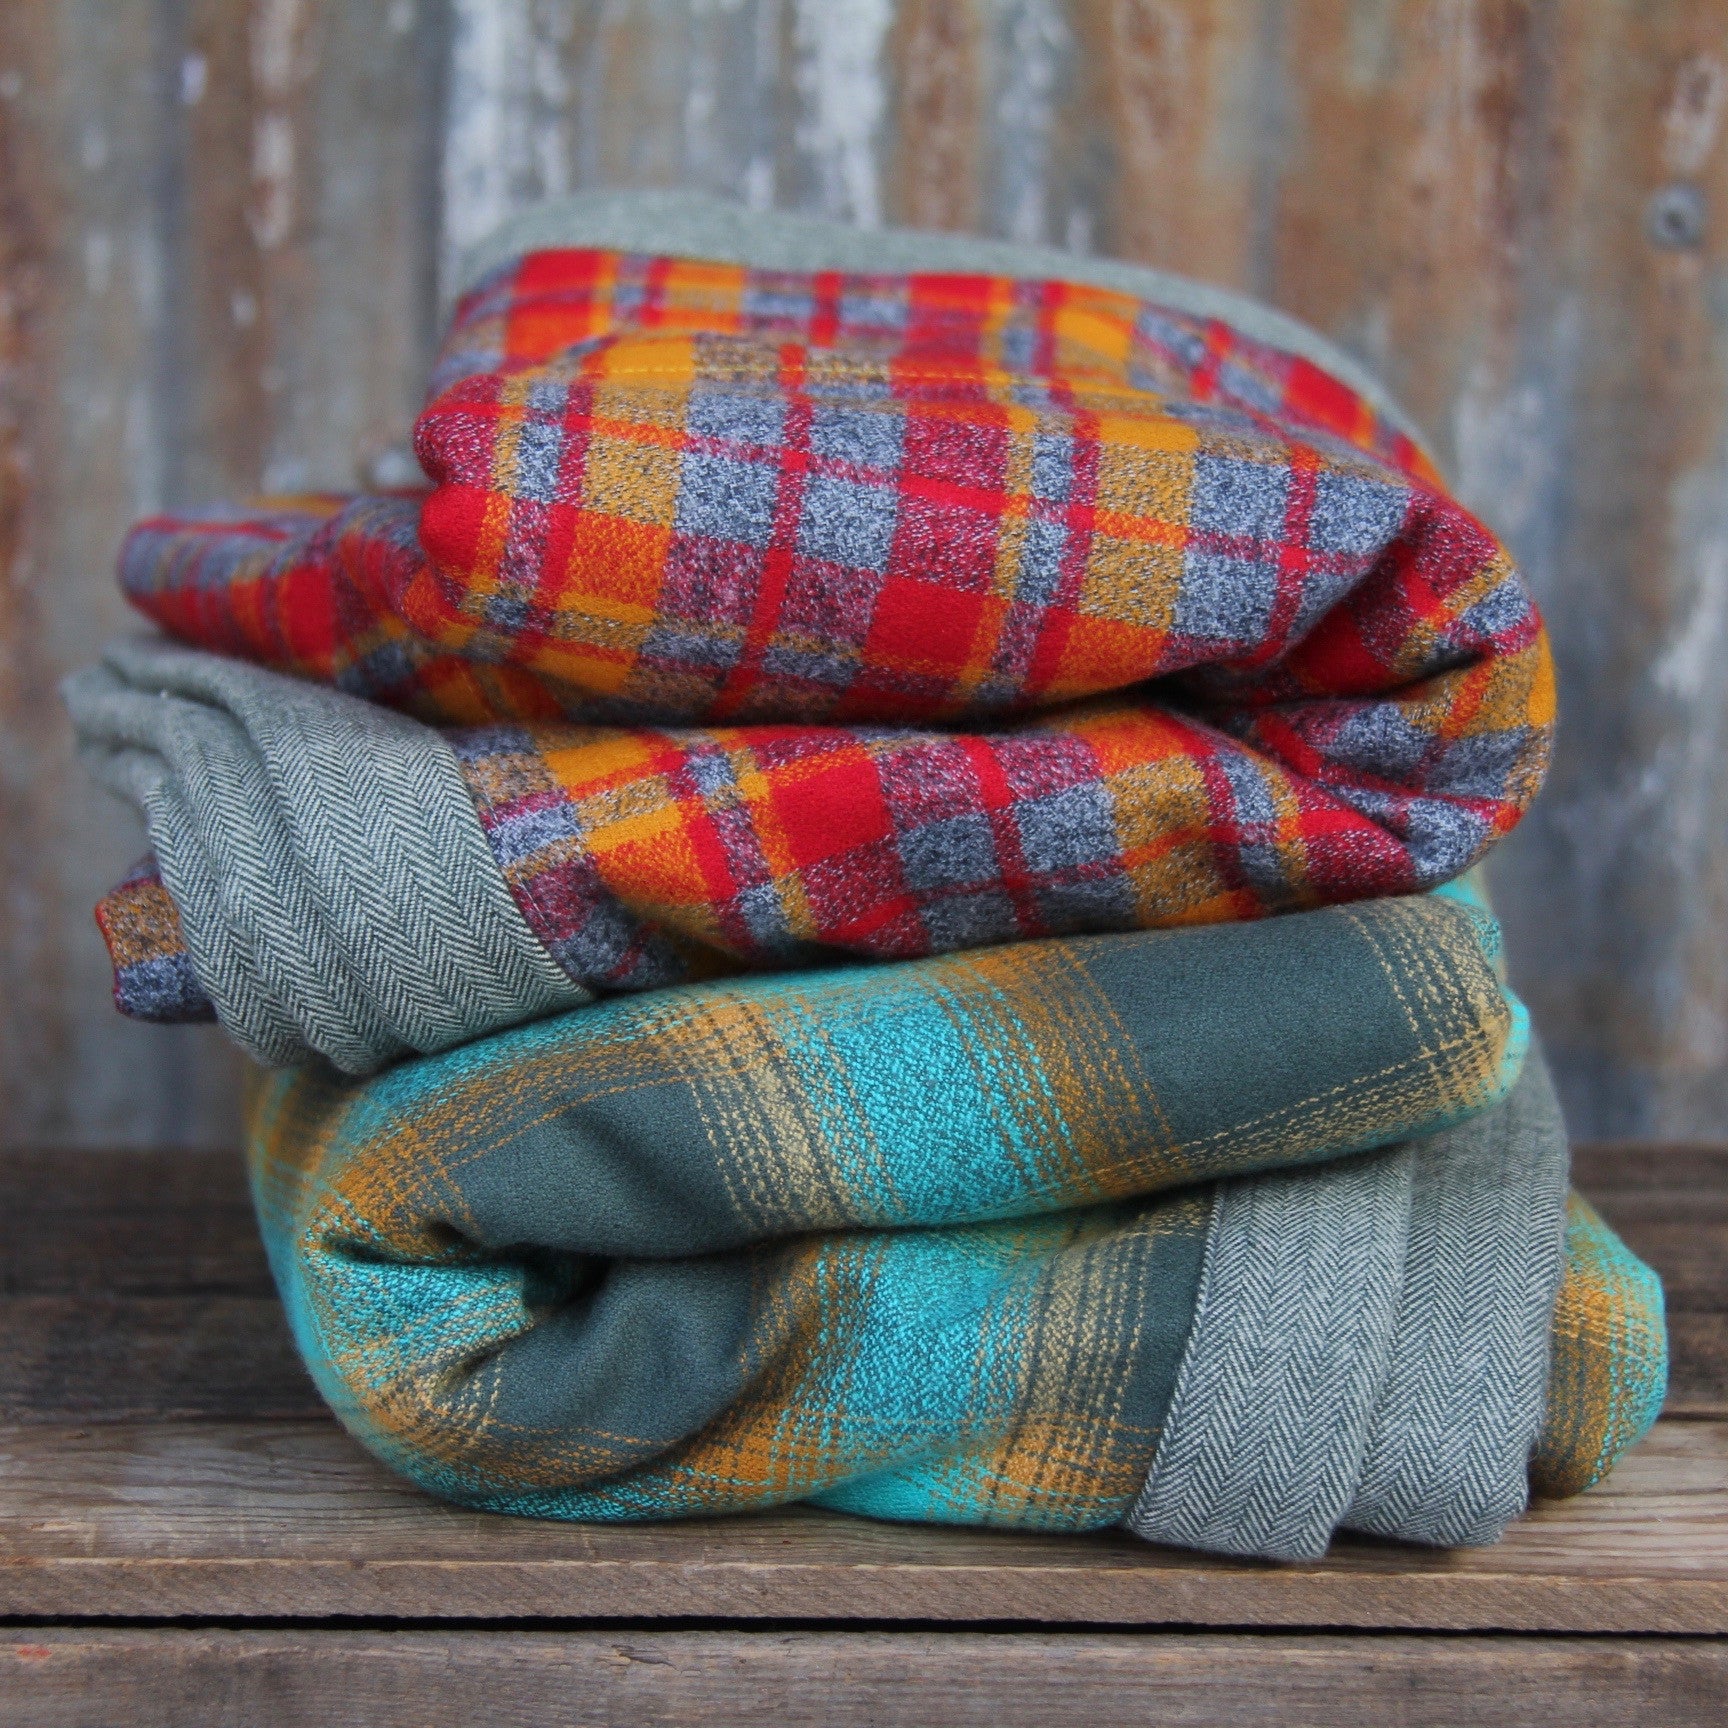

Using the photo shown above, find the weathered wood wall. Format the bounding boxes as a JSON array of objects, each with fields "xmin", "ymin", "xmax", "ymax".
[{"xmin": 3, "ymin": 0, "xmax": 1725, "ymax": 1146}]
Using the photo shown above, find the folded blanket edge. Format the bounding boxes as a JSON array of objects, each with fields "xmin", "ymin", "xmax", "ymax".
[{"xmin": 451, "ymin": 188, "xmax": 1431, "ymax": 460}]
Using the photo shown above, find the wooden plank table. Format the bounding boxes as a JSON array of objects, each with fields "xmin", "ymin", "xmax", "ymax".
[{"xmin": 2, "ymin": 1145, "xmax": 1724, "ymax": 1725}]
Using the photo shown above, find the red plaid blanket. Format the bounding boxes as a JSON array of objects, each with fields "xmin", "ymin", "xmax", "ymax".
[{"xmin": 102, "ymin": 249, "xmax": 1554, "ymax": 1021}]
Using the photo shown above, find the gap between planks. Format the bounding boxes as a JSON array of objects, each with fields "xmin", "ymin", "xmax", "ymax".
[{"xmin": 0, "ymin": 1417, "xmax": 1724, "ymax": 1633}]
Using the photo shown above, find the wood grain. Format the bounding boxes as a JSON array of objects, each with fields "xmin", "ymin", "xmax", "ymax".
[
  {"xmin": 0, "ymin": 1145, "xmax": 319, "ymax": 1423},
  {"xmin": 6, "ymin": 1629, "xmax": 1727, "ymax": 1728},
  {"xmin": 0, "ymin": 1299, "xmax": 319, "ymax": 1425},
  {"xmin": 0, "ymin": 1417, "xmax": 1722, "ymax": 1631},
  {"xmin": 887, "ymin": 0, "xmax": 985, "ymax": 233},
  {"xmin": 0, "ymin": 2, "xmax": 58, "ymax": 1138},
  {"xmin": 0, "ymin": 1147, "xmax": 271, "ymax": 1296},
  {"xmin": 0, "ymin": 0, "xmax": 242, "ymax": 1150},
  {"xmin": 0, "ymin": 0, "xmax": 441, "ymax": 1150},
  {"xmin": 1256, "ymin": 3, "xmax": 1728, "ymax": 1139}
]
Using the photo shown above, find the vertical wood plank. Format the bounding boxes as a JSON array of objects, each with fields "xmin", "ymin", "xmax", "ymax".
[
  {"xmin": 0, "ymin": 2, "xmax": 245, "ymax": 1149},
  {"xmin": 885, "ymin": 0, "xmax": 985, "ymax": 231},
  {"xmin": 0, "ymin": 1, "xmax": 66, "ymax": 1136},
  {"xmin": 0, "ymin": 1, "xmax": 447, "ymax": 1147},
  {"xmin": 1067, "ymin": 0, "xmax": 1274, "ymax": 282},
  {"xmin": 1520, "ymin": 1, "xmax": 1728, "ymax": 1138}
]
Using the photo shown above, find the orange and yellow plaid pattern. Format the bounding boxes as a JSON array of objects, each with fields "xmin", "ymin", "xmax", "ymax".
[{"xmin": 106, "ymin": 246, "xmax": 1554, "ymax": 1016}]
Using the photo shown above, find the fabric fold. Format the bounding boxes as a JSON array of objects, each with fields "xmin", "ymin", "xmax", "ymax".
[
  {"xmin": 77, "ymin": 197, "xmax": 1560, "ymax": 1064},
  {"xmin": 248, "ymin": 901, "xmax": 1509, "ymax": 1523},
  {"xmin": 244, "ymin": 963, "xmax": 1659, "ymax": 1546},
  {"xmin": 69, "ymin": 637, "xmax": 1543, "ymax": 1072},
  {"xmin": 1127, "ymin": 1144, "xmax": 1415, "ymax": 1560},
  {"xmin": 63, "ymin": 636, "xmax": 587, "ymax": 1071},
  {"xmin": 1530, "ymin": 1191, "xmax": 1669, "ymax": 1500},
  {"xmin": 451, "ymin": 190, "xmax": 1432, "ymax": 441},
  {"xmin": 111, "ymin": 208, "xmax": 1555, "ymax": 921},
  {"xmin": 1128, "ymin": 1053, "xmax": 1576, "ymax": 1559},
  {"xmin": 1343, "ymin": 1051, "xmax": 1571, "ymax": 1546}
]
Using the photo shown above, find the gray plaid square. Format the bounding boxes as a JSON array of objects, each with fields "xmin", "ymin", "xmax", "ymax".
[
  {"xmin": 675, "ymin": 450, "xmax": 780, "ymax": 547},
  {"xmin": 1013, "ymin": 517, "xmax": 1069, "ymax": 607},
  {"xmin": 1014, "ymin": 783, "xmax": 1119, "ymax": 873},
  {"xmin": 797, "ymin": 473, "xmax": 898, "ymax": 571},
  {"xmin": 899, "ymin": 813, "xmax": 999, "ymax": 891},
  {"xmin": 1189, "ymin": 453, "xmax": 1291, "ymax": 541},
  {"xmin": 510, "ymin": 417, "xmax": 568, "ymax": 504},
  {"xmin": 1174, "ymin": 550, "xmax": 1277, "ymax": 643},
  {"xmin": 1037, "ymin": 876, "xmax": 1133, "ymax": 929},
  {"xmin": 1031, "ymin": 431, "xmax": 1074, "ymax": 502},
  {"xmin": 1308, "ymin": 469, "xmax": 1408, "ymax": 555},
  {"xmin": 810, "ymin": 405, "xmax": 904, "ymax": 475},
  {"xmin": 1461, "ymin": 577, "xmax": 1533, "ymax": 639},
  {"xmin": 921, "ymin": 889, "xmax": 1019, "ymax": 949},
  {"xmin": 687, "ymin": 389, "xmax": 786, "ymax": 450}
]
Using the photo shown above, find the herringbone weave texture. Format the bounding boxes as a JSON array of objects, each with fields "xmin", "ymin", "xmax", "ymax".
[
  {"xmin": 1130, "ymin": 1054, "xmax": 1574, "ymax": 1559},
  {"xmin": 65, "ymin": 639, "xmax": 587, "ymax": 1072}
]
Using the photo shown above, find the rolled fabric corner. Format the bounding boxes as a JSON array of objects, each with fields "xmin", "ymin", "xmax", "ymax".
[
  {"xmin": 243, "ymin": 899, "xmax": 1522, "ymax": 1530},
  {"xmin": 1341, "ymin": 1048, "xmax": 1572, "ymax": 1548},
  {"xmin": 239, "ymin": 946, "xmax": 1658, "ymax": 1553},
  {"xmin": 94, "ymin": 854, "xmax": 215, "ymax": 1023},
  {"xmin": 1529, "ymin": 1193, "xmax": 1669, "ymax": 1501},
  {"xmin": 63, "ymin": 636, "xmax": 588, "ymax": 1073}
]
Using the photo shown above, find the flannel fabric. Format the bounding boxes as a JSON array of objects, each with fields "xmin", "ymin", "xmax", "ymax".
[
  {"xmin": 244, "ymin": 920, "xmax": 1657, "ymax": 1550},
  {"xmin": 1530, "ymin": 1193, "xmax": 1670, "ymax": 1499},
  {"xmin": 94, "ymin": 854, "xmax": 212, "ymax": 1024},
  {"xmin": 459, "ymin": 191, "xmax": 1430, "ymax": 437},
  {"xmin": 67, "ymin": 199, "xmax": 1662, "ymax": 1556},
  {"xmin": 450, "ymin": 691, "xmax": 1529, "ymax": 990},
  {"xmin": 120, "ymin": 254, "xmax": 1473, "ymax": 729},
  {"xmin": 80, "ymin": 631, "xmax": 1543, "ymax": 1052},
  {"xmin": 114, "ymin": 243, "xmax": 1554, "ymax": 924}
]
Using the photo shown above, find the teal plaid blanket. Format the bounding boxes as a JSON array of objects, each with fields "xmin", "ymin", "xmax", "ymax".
[{"xmin": 245, "ymin": 884, "xmax": 1664, "ymax": 1558}]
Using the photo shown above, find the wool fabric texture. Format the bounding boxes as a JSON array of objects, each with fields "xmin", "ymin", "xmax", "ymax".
[
  {"xmin": 72, "ymin": 634, "xmax": 1542, "ymax": 1065},
  {"xmin": 110, "ymin": 209, "xmax": 1553, "ymax": 956},
  {"xmin": 243, "ymin": 922, "xmax": 1659, "ymax": 1552},
  {"xmin": 67, "ymin": 635, "xmax": 1536, "ymax": 1083},
  {"xmin": 1131, "ymin": 1051, "xmax": 1573, "ymax": 1556},
  {"xmin": 64, "ymin": 638, "xmax": 588, "ymax": 1072},
  {"xmin": 63, "ymin": 200, "xmax": 1662, "ymax": 1552}
]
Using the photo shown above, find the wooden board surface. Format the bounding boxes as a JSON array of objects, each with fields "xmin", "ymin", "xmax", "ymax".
[
  {"xmin": 1, "ymin": 1417, "xmax": 1724, "ymax": 1632},
  {"xmin": 6, "ymin": 1629, "xmax": 1727, "ymax": 1728},
  {"xmin": 7, "ymin": 4, "xmax": 1728, "ymax": 1150}
]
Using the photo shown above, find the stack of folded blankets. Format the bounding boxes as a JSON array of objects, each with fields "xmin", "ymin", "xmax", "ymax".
[{"xmin": 65, "ymin": 192, "xmax": 1666, "ymax": 1560}]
